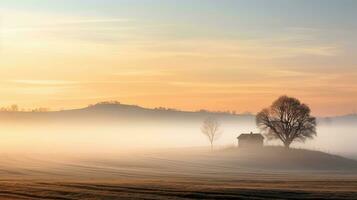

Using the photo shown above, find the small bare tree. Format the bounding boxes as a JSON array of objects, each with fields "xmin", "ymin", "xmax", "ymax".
[
  {"xmin": 201, "ymin": 117, "xmax": 222, "ymax": 151},
  {"xmin": 256, "ymin": 96, "xmax": 316, "ymax": 149}
]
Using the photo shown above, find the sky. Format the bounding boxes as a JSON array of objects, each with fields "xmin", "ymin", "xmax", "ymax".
[{"xmin": 0, "ymin": 0, "xmax": 357, "ymax": 116}]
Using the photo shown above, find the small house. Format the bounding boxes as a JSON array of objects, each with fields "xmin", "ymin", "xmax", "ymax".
[{"xmin": 237, "ymin": 132, "xmax": 264, "ymax": 148}]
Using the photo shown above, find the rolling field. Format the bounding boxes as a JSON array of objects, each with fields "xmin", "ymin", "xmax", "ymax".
[{"xmin": 0, "ymin": 147, "xmax": 356, "ymax": 199}]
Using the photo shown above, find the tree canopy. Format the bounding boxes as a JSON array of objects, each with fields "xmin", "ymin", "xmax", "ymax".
[
  {"xmin": 201, "ymin": 117, "xmax": 222, "ymax": 150},
  {"xmin": 256, "ymin": 96, "xmax": 316, "ymax": 148}
]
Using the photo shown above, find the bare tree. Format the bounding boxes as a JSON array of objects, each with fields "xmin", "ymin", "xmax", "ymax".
[
  {"xmin": 11, "ymin": 104, "xmax": 19, "ymax": 112},
  {"xmin": 201, "ymin": 117, "xmax": 222, "ymax": 151},
  {"xmin": 256, "ymin": 96, "xmax": 316, "ymax": 149}
]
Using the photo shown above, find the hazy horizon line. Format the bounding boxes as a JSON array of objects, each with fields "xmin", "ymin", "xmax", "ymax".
[{"xmin": 0, "ymin": 100, "xmax": 355, "ymax": 118}]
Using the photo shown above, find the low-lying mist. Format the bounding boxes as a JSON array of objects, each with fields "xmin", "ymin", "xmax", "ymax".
[
  {"xmin": 0, "ymin": 121, "xmax": 252, "ymax": 155},
  {"xmin": 0, "ymin": 119, "xmax": 356, "ymax": 160},
  {"xmin": 0, "ymin": 103, "xmax": 356, "ymax": 160}
]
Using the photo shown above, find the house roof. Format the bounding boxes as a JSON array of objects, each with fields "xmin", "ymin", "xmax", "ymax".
[{"xmin": 237, "ymin": 133, "xmax": 264, "ymax": 140}]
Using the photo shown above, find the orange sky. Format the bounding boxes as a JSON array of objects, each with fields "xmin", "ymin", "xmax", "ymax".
[{"xmin": 0, "ymin": 1, "xmax": 357, "ymax": 116}]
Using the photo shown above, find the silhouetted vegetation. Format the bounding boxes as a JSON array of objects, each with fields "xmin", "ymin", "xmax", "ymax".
[
  {"xmin": 0, "ymin": 104, "xmax": 50, "ymax": 112},
  {"xmin": 256, "ymin": 96, "xmax": 316, "ymax": 148},
  {"xmin": 154, "ymin": 107, "xmax": 180, "ymax": 112},
  {"xmin": 30, "ymin": 107, "xmax": 50, "ymax": 112},
  {"xmin": 87, "ymin": 101, "xmax": 122, "ymax": 107},
  {"xmin": 201, "ymin": 117, "xmax": 223, "ymax": 150},
  {"xmin": 197, "ymin": 109, "xmax": 238, "ymax": 115}
]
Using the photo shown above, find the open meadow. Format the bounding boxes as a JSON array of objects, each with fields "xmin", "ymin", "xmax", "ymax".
[{"xmin": 0, "ymin": 147, "xmax": 356, "ymax": 199}]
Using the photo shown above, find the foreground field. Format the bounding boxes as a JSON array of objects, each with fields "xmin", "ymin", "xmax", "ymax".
[
  {"xmin": 0, "ymin": 179, "xmax": 356, "ymax": 200},
  {"xmin": 0, "ymin": 147, "xmax": 356, "ymax": 199}
]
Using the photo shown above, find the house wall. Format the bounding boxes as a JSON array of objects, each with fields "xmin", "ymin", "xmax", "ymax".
[{"xmin": 238, "ymin": 139, "xmax": 263, "ymax": 148}]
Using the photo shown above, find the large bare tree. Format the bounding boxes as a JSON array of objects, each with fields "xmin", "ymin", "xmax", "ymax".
[
  {"xmin": 256, "ymin": 96, "xmax": 316, "ymax": 148},
  {"xmin": 201, "ymin": 117, "xmax": 222, "ymax": 151}
]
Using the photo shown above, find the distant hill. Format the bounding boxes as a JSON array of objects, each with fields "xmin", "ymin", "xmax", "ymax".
[
  {"xmin": 319, "ymin": 114, "xmax": 357, "ymax": 125},
  {"xmin": 0, "ymin": 102, "xmax": 356, "ymax": 126},
  {"xmin": 0, "ymin": 102, "xmax": 255, "ymax": 124}
]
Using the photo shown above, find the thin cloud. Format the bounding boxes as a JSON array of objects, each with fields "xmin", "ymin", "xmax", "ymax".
[
  {"xmin": 54, "ymin": 18, "xmax": 132, "ymax": 25},
  {"xmin": 10, "ymin": 80, "xmax": 79, "ymax": 86}
]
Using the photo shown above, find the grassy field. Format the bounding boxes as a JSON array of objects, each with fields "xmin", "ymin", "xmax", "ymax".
[
  {"xmin": 0, "ymin": 147, "xmax": 356, "ymax": 199},
  {"xmin": 0, "ymin": 179, "xmax": 356, "ymax": 200}
]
